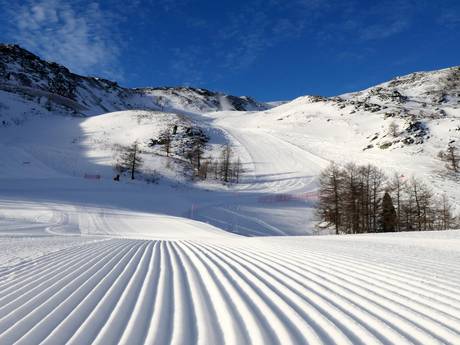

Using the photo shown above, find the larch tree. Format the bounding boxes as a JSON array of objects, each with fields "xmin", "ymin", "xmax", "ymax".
[
  {"xmin": 317, "ymin": 163, "xmax": 343, "ymax": 235},
  {"xmin": 220, "ymin": 144, "xmax": 232, "ymax": 182},
  {"xmin": 446, "ymin": 145, "xmax": 459, "ymax": 172},
  {"xmin": 186, "ymin": 136, "xmax": 206, "ymax": 174},
  {"xmin": 389, "ymin": 173, "xmax": 405, "ymax": 232},
  {"xmin": 117, "ymin": 141, "xmax": 143, "ymax": 180},
  {"xmin": 233, "ymin": 157, "xmax": 243, "ymax": 183},
  {"xmin": 159, "ymin": 129, "xmax": 172, "ymax": 157},
  {"xmin": 316, "ymin": 163, "xmax": 457, "ymax": 234},
  {"xmin": 439, "ymin": 194, "xmax": 454, "ymax": 230}
]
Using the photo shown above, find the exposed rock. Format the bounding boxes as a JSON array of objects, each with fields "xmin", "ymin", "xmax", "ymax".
[{"xmin": 0, "ymin": 44, "xmax": 270, "ymax": 118}]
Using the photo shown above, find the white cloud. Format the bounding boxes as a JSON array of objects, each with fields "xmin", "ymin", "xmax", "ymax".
[
  {"xmin": 213, "ymin": 3, "xmax": 311, "ymax": 71},
  {"xmin": 360, "ymin": 18, "xmax": 410, "ymax": 41},
  {"xmin": 438, "ymin": 11, "xmax": 460, "ymax": 28},
  {"xmin": 6, "ymin": 0, "xmax": 123, "ymax": 80}
]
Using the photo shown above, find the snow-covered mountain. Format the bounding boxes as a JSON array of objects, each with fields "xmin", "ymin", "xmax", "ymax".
[
  {"xmin": 1, "ymin": 42, "xmax": 459, "ymax": 207},
  {"xmin": 1, "ymin": 44, "xmax": 460, "ymax": 345},
  {"xmin": 1, "ymin": 43, "xmax": 459, "ymax": 219},
  {"xmin": 0, "ymin": 44, "xmax": 269, "ymax": 124},
  {"xmin": 223, "ymin": 66, "xmax": 460, "ymax": 217},
  {"xmin": 259, "ymin": 65, "xmax": 460, "ymax": 149}
]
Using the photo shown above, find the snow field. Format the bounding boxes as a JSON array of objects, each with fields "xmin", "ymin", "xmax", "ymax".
[
  {"xmin": 1, "ymin": 74, "xmax": 460, "ymax": 344},
  {"xmin": 0, "ymin": 232, "xmax": 459, "ymax": 344}
]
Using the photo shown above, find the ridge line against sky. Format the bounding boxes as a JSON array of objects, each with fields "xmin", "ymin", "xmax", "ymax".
[{"xmin": 0, "ymin": 0, "xmax": 459, "ymax": 101}]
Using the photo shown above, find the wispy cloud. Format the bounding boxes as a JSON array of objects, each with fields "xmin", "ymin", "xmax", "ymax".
[
  {"xmin": 359, "ymin": 18, "xmax": 410, "ymax": 41},
  {"xmin": 156, "ymin": 0, "xmax": 189, "ymax": 12},
  {"xmin": 213, "ymin": 1, "xmax": 311, "ymax": 72},
  {"xmin": 4, "ymin": 0, "xmax": 123, "ymax": 80},
  {"xmin": 210, "ymin": 0, "xmax": 417, "ymax": 73},
  {"xmin": 312, "ymin": 0, "xmax": 418, "ymax": 44},
  {"xmin": 356, "ymin": 1, "xmax": 414, "ymax": 41},
  {"xmin": 437, "ymin": 10, "xmax": 460, "ymax": 28}
]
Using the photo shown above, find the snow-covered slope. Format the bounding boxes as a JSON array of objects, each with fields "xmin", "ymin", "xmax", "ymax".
[
  {"xmin": 233, "ymin": 67, "xmax": 460, "ymax": 211},
  {"xmin": 1, "ymin": 45, "xmax": 460, "ymax": 344},
  {"xmin": 1, "ymin": 62, "xmax": 459, "ymax": 233},
  {"xmin": 0, "ymin": 107, "xmax": 321, "ymax": 236},
  {"xmin": 1, "ymin": 211, "xmax": 459, "ymax": 344},
  {"xmin": 0, "ymin": 44, "xmax": 269, "ymax": 123},
  {"xmin": 343, "ymin": 66, "xmax": 460, "ymax": 105}
]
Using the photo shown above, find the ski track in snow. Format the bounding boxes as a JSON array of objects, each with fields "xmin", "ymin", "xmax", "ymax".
[
  {"xmin": 0, "ymin": 236, "xmax": 459, "ymax": 345},
  {"xmin": 1, "ymin": 110, "xmax": 460, "ymax": 344}
]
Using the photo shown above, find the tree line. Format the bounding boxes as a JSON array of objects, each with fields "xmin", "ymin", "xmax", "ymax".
[
  {"xmin": 151, "ymin": 126, "xmax": 243, "ymax": 183},
  {"xmin": 196, "ymin": 144, "xmax": 243, "ymax": 183},
  {"xmin": 114, "ymin": 134, "xmax": 243, "ymax": 184},
  {"xmin": 317, "ymin": 162, "xmax": 457, "ymax": 234}
]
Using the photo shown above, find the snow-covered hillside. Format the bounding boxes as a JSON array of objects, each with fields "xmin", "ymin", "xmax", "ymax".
[
  {"xmin": 1, "ymin": 201, "xmax": 459, "ymax": 345},
  {"xmin": 0, "ymin": 44, "xmax": 269, "ymax": 123},
  {"xmin": 0, "ymin": 107, "xmax": 321, "ymax": 236},
  {"xmin": 234, "ymin": 67, "xmax": 460, "ymax": 212},
  {"xmin": 1, "ymin": 44, "xmax": 460, "ymax": 344}
]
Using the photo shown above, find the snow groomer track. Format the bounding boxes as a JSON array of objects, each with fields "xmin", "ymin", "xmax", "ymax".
[{"xmin": 1, "ymin": 232, "xmax": 460, "ymax": 345}]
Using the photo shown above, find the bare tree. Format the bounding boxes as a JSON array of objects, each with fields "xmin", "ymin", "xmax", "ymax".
[
  {"xmin": 316, "ymin": 163, "xmax": 457, "ymax": 234},
  {"xmin": 233, "ymin": 157, "xmax": 243, "ymax": 183},
  {"xmin": 368, "ymin": 165, "xmax": 386, "ymax": 232},
  {"xmin": 406, "ymin": 177, "xmax": 433, "ymax": 231},
  {"xmin": 117, "ymin": 141, "xmax": 143, "ymax": 180},
  {"xmin": 446, "ymin": 145, "xmax": 459, "ymax": 172},
  {"xmin": 338, "ymin": 163, "xmax": 385, "ymax": 233},
  {"xmin": 186, "ymin": 136, "xmax": 206, "ymax": 174},
  {"xmin": 438, "ymin": 194, "xmax": 454, "ymax": 230},
  {"xmin": 159, "ymin": 129, "xmax": 172, "ymax": 157},
  {"xmin": 220, "ymin": 144, "xmax": 232, "ymax": 182},
  {"xmin": 198, "ymin": 159, "xmax": 210, "ymax": 179},
  {"xmin": 211, "ymin": 158, "xmax": 219, "ymax": 180},
  {"xmin": 318, "ymin": 163, "xmax": 343, "ymax": 235},
  {"xmin": 342, "ymin": 163, "xmax": 361, "ymax": 233},
  {"xmin": 389, "ymin": 173, "xmax": 405, "ymax": 231}
]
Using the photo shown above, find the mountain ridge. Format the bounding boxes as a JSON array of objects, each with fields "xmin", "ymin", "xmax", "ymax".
[{"xmin": 0, "ymin": 44, "xmax": 270, "ymax": 121}]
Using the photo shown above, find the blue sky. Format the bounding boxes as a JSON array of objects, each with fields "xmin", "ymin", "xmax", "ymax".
[{"xmin": 0, "ymin": 0, "xmax": 459, "ymax": 101}]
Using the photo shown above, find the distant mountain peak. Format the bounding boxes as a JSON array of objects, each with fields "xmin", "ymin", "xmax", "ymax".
[{"xmin": 0, "ymin": 43, "xmax": 270, "ymax": 120}]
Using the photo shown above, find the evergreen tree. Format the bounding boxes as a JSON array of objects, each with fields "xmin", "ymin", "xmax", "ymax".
[
  {"xmin": 317, "ymin": 162, "xmax": 457, "ymax": 234},
  {"xmin": 380, "ymin": 192, "xmax": 397, "ymax": 232}
]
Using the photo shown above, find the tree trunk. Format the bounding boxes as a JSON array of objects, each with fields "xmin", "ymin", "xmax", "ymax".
[{"xmin": 131, "ymin": 145, "xmax": 137, "ymax": 180}]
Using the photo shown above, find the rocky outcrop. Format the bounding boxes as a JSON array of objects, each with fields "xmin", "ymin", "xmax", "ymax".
[{"xmin": 0, "ymin": 44, "xmax": 270, "ymax": 118}]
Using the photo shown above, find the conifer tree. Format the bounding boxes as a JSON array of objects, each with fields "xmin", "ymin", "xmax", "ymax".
[{"xmin": 380, "ymin": 192, "xmax": 397, "ymax": 232}]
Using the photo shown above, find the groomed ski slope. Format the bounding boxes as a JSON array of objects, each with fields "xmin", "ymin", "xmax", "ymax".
[
  {"xmin": 1, "ymin": 232, "xmax": 460, "ymax": 344},
  {"xmin": 0, "ymin": 109, "xmax": 460, "ymax": 344}
]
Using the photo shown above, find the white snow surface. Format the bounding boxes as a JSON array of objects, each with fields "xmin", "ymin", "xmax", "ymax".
[
  {"xmin": 1, "ymin": 215, "xmax": 459, "ymax": 344},
  {"xmin": 1, "ymin": 67, "xmax": 460, "ymax": 343}
]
